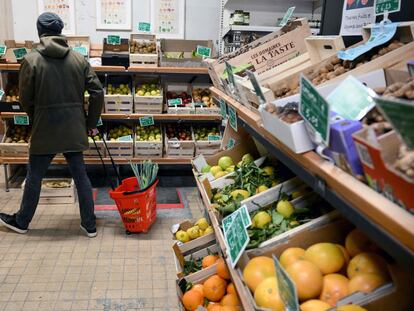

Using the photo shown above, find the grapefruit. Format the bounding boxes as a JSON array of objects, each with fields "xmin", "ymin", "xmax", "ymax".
[
  {"xmin": 305, "ymin": 243, "xmax": 345, "ymax": 275},
  {"xmin": 349, "ymin": 273, "xmax": 387, "ymax": 294},
  {"xmin": 337, "ymin": 305, "xmax": 368, "ymax": 311},
  {"xmin": 217, "ymin": 258, "xmax": 231, "ymax": 280},
  {"xmin": 280, "ymin": 247, "xmax": 305, "ymax": 269},
  {"xmin": 336, "ymin": 244, "xmax": 351, "ymax": 265},
  {"xmin": 215, "ymin": 171, "xmax": 228, "ymax": 179},
  {"xmin": 210, "ymin": 166, "xmax": 223, "ymax": 176},
  {"xmin": 345, "ymin": 229, "xmax": 373, "ymax": 257},
  {"xmin": 285, "ymin": 260, "xmax": 323, "ymax": 301},
  {"xmin": 319, "ymin": 273, "xmax": 350, "ymax": 306},
  {"xmin": 347, "ymin": 252, "xmax": 389, "ymax": 279},
  {"xmin": 300, "ymin": 299, "xmax": 331, "ymax": 311},
  {"xmin": 203, "ymin": 275, "xmax": 227, "ymax": 302},
  {"xmin": 218, "ymin": 156, "xmax": 234, "ymax": 170},
  {"xmin": 254, "ymin": 277, "xmax": 285, "ymax": 311},
  {"xmin": 221, "ymin": 294, "xmax": 240, "ymax": 307},
  {"xmin": 243, "ymin": 256, "xmax": 276, "ymax": 292},
  {"xmin": 182, "ymin": 289, "xmax": 204, "ymax": 311}
]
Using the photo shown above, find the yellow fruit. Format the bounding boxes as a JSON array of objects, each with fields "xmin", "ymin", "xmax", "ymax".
[
  {"xmin": 214, "ymin": 171, "xmax": 228, "ymax": 179},
  {"xmin": 319, "ymin": 273, "xmax": 349, "ymax": 306},
  {"xmin": 347, "ymin": 252, "xmax": 389, "ymax": 279},
  {"xmin": 182, "ymin": 289, "xmax": 204, "ymax": 311},
  {"xmin": 305, "ymin": 243, "xmax": 345, "ymax": 275},
  {"xmin": 187, "ymin": 226, "xmax": 200, "ymax": 240},
  {"xmin": 218, "ymin": 156, "xmax": 234, "ymax": 170},
  {"xmin": 204, "ymin": 226, "xmax": 214, "ymax": 235},
  {"xmin": 336, "ymin": 244, "xmax": 351, "ymax": 266},
  {"xmin": 256, "ymin": 185, "xmax": 269, "ymax": 193},
  {"xmin": 241, "ymin": 153, "xmax": 254, "ymax": 165},
  {"xmin": 348, "ymin": 273, "xmax": 387, "ymax": 294},
  {"xmin": 221, "ymin": 294, "xmax": 240, "ymax": 307},
  {"xmin": 276, "ymin": 200, "xmax": 294, "ymax": 218},
  {"xmin": 176, "ymin": 230, "xmax": 190, "ymax": 243},
  {"xmin": 285, "ymin": 260, "xmax": 323, "ymax": 301},
  {"xmin": 196, "ymin": 217, "xmax": 209, "ymax": 230},
  {"xmin": 243, "ymin": 256, "xmax": 276, "ymax": 292},
  {"xmin": 210, "ymin": 166, "xmax": 223, "ymax": 176},
  {"xmin": 280, "ymin": 247, "xmax": 305, "ymax": 269},
  {"xmin": 230, "ymin": 189, "xmax": 249, "ymax": 200},
  {"xmin": 202, "ymin": 255, "xmax": 219, "ymax": 269},
  {"xmin": 300, "ymin": 300, "xmax": 331, "ymax": 311},
  {"xmin": 262, "ymin": 166, "xmax": 275, "ymax": 176},
  {"xmin": 226, "ymin": 165, "xmax": 235, "ymax": 173},
  {"xmin": 336, "ymin": 305, "xmax": 368, "ymax": 311},
  {"xmin": 203, "ymin": 275, "xmax": 227, "ymax": 302},
  {"xmin": 254, "ymin": 277, "xmax": 284, "ymax": 311},
  {"xmin": 252, "ymin": 211, "xmax": 271, "ymax": 229},
  {"xmin": 271, "ymin": 180, "xmax": 278, "ymax": 187},
  {"xmin": 345, "ymin": 229, "xmax": 374, "ymax": 257}
]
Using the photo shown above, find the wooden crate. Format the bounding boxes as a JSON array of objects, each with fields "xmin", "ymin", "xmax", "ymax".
[
  {"xmin": 195, "ymin": 138, "xmax": 222, "ymax": 156},
  {"xmin": 0, "ymin": 40, "xmax": 34, "ymax": 64},
  {"xmin": 84, "ymin": 140, "xmax": 106, "ymax": 158},
  {"xmin": 0, "ymin": 123, "xmax": 29, "ymax": 156},
  {"xmin": 22, "ymin": 178, "xmax": 76, "ymax": 205},
  {"xmin": 165, "ymin": 129, "xmax": 195, "ymax": 158},
  {"xmin": 129, "ymin": 34, "xmax": 159, "ymax": 67},
  {"xmin": 171, "ymin": 220, "xmax": 216, "ymax": 255},
  {"xmin": 166, "ymin": 83, "xmax": 195, "ymax": 114},
  {"xmin": 134, "ymin": 79, "xmax": 163, "ymax": 113},
  {"xmin": 67, "ymin": 36, "xmax": 90, "ymax": 58},
  {"xmin": 134, "ymin": 141, "xmax": 163, "ymax": 158},
  {"xmin": 104, "ymin": 95, "xmax": 133, "ymax": 114},
  {"xmin": 105, "ymin": 141, "xmax": 134, "ymax": 158},
  {"xmin": 305, "ymin": 35, "xmax": 345, "ymax": 64}
]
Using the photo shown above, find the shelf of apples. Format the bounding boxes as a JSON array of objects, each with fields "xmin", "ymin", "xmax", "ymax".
[
  {"xmin": 134, "ymin": 125, "xmax": 163, "ymax": 158},
  {"xmin": 194, "ymin": 125, "xmax": 222, "ymax": 156},
  {"xmin": 165, "ymin": 124, "xmax": 195, "ymax": 158},
  {"xmin": 105, "ymin": 124, "xmax": 134, "ymax": 158},
  {"xmin": 192, "ymin": 88, "xmax": 220, "ymax": 115},
  {"xmin": 105, "ymin": 83, "xmax": 134, "ymax": 114},
  {"xmin": 134, "ymin": 82, "xmax": 163, "ymax": 113},
  {"xmin": 166, "ymin": 88, "xmax": 195, "ymax": 114}
]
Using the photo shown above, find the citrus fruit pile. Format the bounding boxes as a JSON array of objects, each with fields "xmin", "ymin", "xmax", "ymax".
[
  {"xmin": 183, "ymin": 252, "xmax": 220, "ymax": 276},
  {"xmin": 175, "ymin": 218, "xmax": 214, "ymax": 243}
]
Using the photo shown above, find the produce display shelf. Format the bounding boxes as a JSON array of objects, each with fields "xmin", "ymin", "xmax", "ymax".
[{"xmin": 210, "ymin": 86, "xmax": 414, "ymax": 273}]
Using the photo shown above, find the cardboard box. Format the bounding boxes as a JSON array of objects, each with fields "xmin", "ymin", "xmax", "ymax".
[
  {"xmin": 171, "ymin": 220, "xmax": 216, "ymax": 255},
  {"xmin": 129, "ymin": 34, "xmax": 158, "ymax": 67},
  {"xmin": 305, "ymin": 35, "xmax": 345, "ymax": 64}
]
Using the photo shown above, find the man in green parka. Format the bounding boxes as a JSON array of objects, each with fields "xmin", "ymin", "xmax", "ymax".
[{"xmin": 0, "ymin": 13, "xmax": 104, "ymax": 237}]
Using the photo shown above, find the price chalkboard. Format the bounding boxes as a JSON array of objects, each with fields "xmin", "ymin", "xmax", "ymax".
[
  {"xmin": 223, "ymin": 211, "xmax": 249, "ymax": 268},
  {"xmin": 13, "ymin": 48, "xmax": 27, "ymax": 60},
  {"xmin": 14, "ymin": 115, "xmax": 29, "ymax": 125},
  {"xmin": 73, "ymin": 46, "xmax": 88, "ymax": 56},
  {"xmin": 228, "ymin": 105, "xmax": 238, "ymax": 132},
  {"xmin": 139, "ymin": 116, "xmax": 155, "ymax": 127},
  {"xmin": 299, "ymin": 75, "xmax": 330, "ymax": 144},
  {"xmin": 208, "ymin": 135, "xmax": 221, "ymax": 141},
  {"xmin": 107, "ymin": 35, "xmax": 121, "ymax": 45},
  {"xmin": 118, "ymin": 135, "xmax": 133, "ymax": 142},
  {"xmin": 196, "ymin": 45, "xmax": 212, "ymax": 58},
  {"xmin": 0, "ymin": 45, "xmax": 6, "ymax": 56},
  {"xmin": 168, "ymin": 98, "xmax": 183, "ymax": 106},
  {"xmin": 273, "ymin": 255, "xmax": 299, "ymax": 311},
  {"xmin": 138, "ymin": 22, "xmax": 151, "ymax": 32},
  {"xmin": 219, "ymin": 98, "xmax": 227, "ymax": 119},
  {"xmin": 227, "ymin": 138, "xmax": 236, "ymax": 150},
  {"xmin": 376, "ymin": 0, "xmax": 401, "ymax": 15}
]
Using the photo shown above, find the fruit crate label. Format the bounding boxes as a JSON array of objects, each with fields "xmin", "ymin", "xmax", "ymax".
[
  {"xmin": 327, "ymin": 75, "xmax": 376, "ymax": 121},
  {"xmin": 272, "ymin": 255, "xmax": 299, "ymax": 311},
  {"xmin": 222, "ymin": 205, "xmax": 251, "ymax": 232},
  {"xmin": 107, "ymin": 35, "xmax": 121, "ymax": 45},
  {"xmin": 14, "ymin": 115, "xmax": 29, "ymax": 125},
  {"xmin": 223, "ymin": 211, "xmax": 250, "ymax": 268},
  {"xmin": 227, "ymin": 138, "xmax": 236, "ymax": 150},
  {"xmin": 225, "ymin": 61, "xmax": 236, "ymax": 90},
  {"xmin": 139, "ymin": 116, "xmax": 154, "ymax": 127},
  {"xmin": 375, "ymin": 96, "xmax": 414, "ymax": 149},
  {"xmin": 278, "ymin": 6, "xmax": 296, "ymax": 27},
  {"xmin": 73, "ymin": 46, "xmax": 88, "ymax": 56},
  {"xmin": 246, "ymin": 70, "xmax": 266, "ymax": 105},
  {"xmin": 0, "ymin": 45, "xmax": 6, "ymax": 56},
  {"xmin": 168, "ymin": 98, "xmax": 183, "ymax": 106},
  {"xmin": 96, "ymin": 117, "xmax": 103, "ymax": 127},
  {"xmin": 299, "ymin": 75, "xmax": 330, "ymax": 145},
  {"xmin": 196, "ymin": 45, "xmax": 212, "ymax": 58},
  {"xmin": 219, "ymin": 98, "xmax": 227, "ymax": 119},
  {"xmin": 376, "ymin": 0, "xmax": 401, "ymax": 15},
  {"xmin": 0, "ymin": 89, "xmax": 4, "ymax": 100},
  {"xmin": 13, "ymin": 48, "xmax": 27, "ymax": 60},
  {"xmin": 117, "ymin": 135, "xmax": 133, "ymax": 142},
  {"xmin": 228, "ymin": 106, "xmax": 238, "ymax": 132},
  {"xmin": 208, "ymin": 135, "xmax": 221, "ymax": 141},
  {"xmin": 138, "ymin": 22, "xmax": 151, "ymax": 32}
]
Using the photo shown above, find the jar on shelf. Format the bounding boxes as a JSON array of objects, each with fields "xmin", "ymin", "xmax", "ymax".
[
  {"xmin": 233, "ymin": 10, "xmax": 245, "ymax": 25},
  {"xmin": 243, "ymin": 12, "xmax": 250, "ymax": 25},
  {"xmin": 229, "ymin": 13, "xmax": 234, "ymax": 26}
]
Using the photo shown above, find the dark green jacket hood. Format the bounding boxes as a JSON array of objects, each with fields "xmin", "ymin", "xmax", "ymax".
[{"xmin": 37, "ymin": 35, "xmax": 70, "ymax": 59}]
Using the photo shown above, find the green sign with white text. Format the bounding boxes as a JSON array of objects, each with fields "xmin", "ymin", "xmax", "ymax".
[
  {"xmin": 227, "ymin": 138, "xmax": 236, "ymax": 150},
  {"xmin": 225, "ymin": 61, "xmax": 236, "ymax": 90},
  {"xmin": 273, "ymin": 255, "xmax": 299, "ymax": 311},
  {"xmin": 228, "ymin": 105, "xmax": 238, "ymax": 132},
  {"xmin": 0, "ymin": 89, "xmax": 4, "ymax": 100},
  {"xmin": 107, "ymin": 35, "xmax": 121, "ymax": 45},
  {"xmin": 376, "ymin": 0, "xmax": 401, "ymax": 15},
  {"xmin": 97, "ymin": 117, "xmax": 103, "ymax": 127},
  {"xmin": 278, "ymin": 6, "xmax": 296, "ymax": 27},
  {"xmin": 222, "ymin": 205, "xmax": 252, "ymax": 232},
  {"xmin": 196, "ymin": 45, "xmax": 212, "ymax": 58},
  {"xmin": 219, "ymin": 98, "xmax": 227, "ymax": 119},
  {"xmin": 139, "ymin": 116, "xmax": 155, "ymax": 127},
  {"xmin": 0, "ymin": 45, "xmax": 6, "ymax": 56},
  {"xmin": 118, "ymin": 135, "xmax": 133, "ymax": 142},
  {"xmin": 13, "ymin": 48, "xmax": 27, "ymax": 60},
  {"xmin": 14, "ymin": 115, "xmax": 29, "ymax": 125},
  {"xmin": 208, "ymin": 135, "xmax": 221, "ymax": 141},
  {"xmin": 138, "ymin": 22, "xmax": 151, "ymax": 32},
  {"xmin": 223, "ymin": 211, "xmax": 249, "ymax": 268},
  {"xmin": 73, "ymin": 46, "xmax": 88, "ymax": 56},
  {"xmin": 168, "ymin": 98, "xmax": 183, "ymax": 106}
]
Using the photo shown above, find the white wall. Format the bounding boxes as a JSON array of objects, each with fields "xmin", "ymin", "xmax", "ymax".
[{"xmin": 10, "ymin": 0, "xmax": 221, "ymax": 44}]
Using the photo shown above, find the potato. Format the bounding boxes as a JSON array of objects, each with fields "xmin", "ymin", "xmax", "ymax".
[
  {"xmin": 334, "ymin": 66, "xmax": 345, "ymax": 76},
  {"xmin": 331, "ymin": 57, "xmax": 341, "ymax": 65},
  {"xmin": 327, "ymin": 72, "xmax": 337, "ymax": 80},
  {"xmin": 378, "ymin": 47, "xmax": 389, "ymax": 56},
  {"xmin": 319, "ymin": 67, "xmax": 329, "ymax": 74},
  {"xmin": 325, "ymin": 63, "xmax": 334, "ymax": 71}
]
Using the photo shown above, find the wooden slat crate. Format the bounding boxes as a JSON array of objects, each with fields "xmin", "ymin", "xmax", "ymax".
[
  {"xmin": 134, "ymin": 79, "xmax": 163, "ymax": 113},
  {"xmin": 166, "ymin": 83, "xmax": 195, "ymax": 114},
  {"xmin": 22, "ymin": 178, "xmax": 76, "ymax": 205},
  {"xmin": 129, "ymin": 34, "xmax": 159, "ymax": 67},
  {"xmin": 84, "ymin": 140, "xmax": 106, "ymax": 158},
  {"xmin": 104, "ymin": 95, "xmax": 133, "ymax": 114},
  {"xmin": 105, "ymin": 141, "xmax": 134, "ymax": 158},
  {"xmin": 195, "ymin": 139, "xmax": 222, "ymax": 156},
  {"xmin": 165, "ymin": 128, "xmax": 195, "ymax": 158},
  {"xmin": 67, "ymin": 36, "xmax": 90, "ymax": 58},
  {"xmin": 0, "ymin": 123, "xmax": 29, "ymax": 156},
  {"xmin": 134, "ymin": 141, "xmax": 163, "ymax": 158}
]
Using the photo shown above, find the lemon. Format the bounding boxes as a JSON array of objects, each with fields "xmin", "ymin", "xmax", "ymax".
[
  {"xmin": 277, "ymin": 200, "xmax": 294, "ymax": 218},
  {"xmin": 256, "ymin": 185, "xmax": 269, "ymax": 193},
  {"xmin": 226, "ymin": 165, "xmax": 235, "ymax": 173},
  {"xmin": 186, "ymin": 226, "xmax": 200, "ymax": 240},
  {"xmin": 214, "ymin": 171, "xmax": 227, "ymax": 179},
  {"xmin": 210, "ymin": 166, "xmax": 222, "ymax": 176},
  {"xmin": 230, "ymin": 189, "xmax": 250, "ymax": 200},
  {"xmin": 195, "ymin": 217, "xmax": 209, "ymax": 230},
  {"xmin": 253, "ymin": 211, "xmax": 271, "ymax": 229},
  {"xmin": 262, "ymin": 166, "xmax": 275, "ymax": 176},
  {"xmin": 204, "ymin": 226, "xmax": 214, "ymax": 235},
  {"xmin": 176, "ymin": 230, "xmax": 190, "ymax": 243}
]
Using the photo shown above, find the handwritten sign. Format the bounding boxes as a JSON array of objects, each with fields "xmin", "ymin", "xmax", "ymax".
[
  {"xmin": 0, "ymin": 45, "xmax": 6, "ymax": 56},
  {"xmin": 196, "ymin": 45, "xmax": 212, "ymax": 58},
  {"xmin": 168, "ymin": 98, "xmax": 183, "ymax": 106},
  {"xmin": 228, "ymin": 106, "xmax": 238, "ymax": 132},
  {"xmin": 13, "ymin": 48, "xmax": 27, "ymax": 60},
  {"xmin": 107, "ymin": 35, "xmax": 121, "ymax": 45},
  {"xmin": 73, "ymin": 46, "xmax": 88, "ymax": 57},
  {"xmin": 138, "ymin": 22, "xmax": 151, "ymax": 32},
  {"xmin": 278, "ymin": 7, "xmax": 296, "ymax": 27},
  {"xmin": 139, "ymin": 116, "xmax": 155, "ymax": 127},
  {"xmin": 14, "ymin": 115, "xmax": 29, "ymax": 125},
  {"xmin": 376, "ymin": 0, "xmax": 401, "ymax": 15},
  {"xmin": 223, "ymin": 211, "xmax": 249, "ymax": 268}
]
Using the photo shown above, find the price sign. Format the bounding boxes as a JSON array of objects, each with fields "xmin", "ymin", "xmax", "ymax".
[
  {"xmin": 73, "ymin": 46, "xmax": 88, "ymax": 57},
  {"xmin": 208, "ymin": 135, "xmax": 221, "ymax": 141},
  {"xmin": 96, "ymin": 117, "xmax": 103, "ymax": 127},
  {"xmin": 278, "ymin": 6, "xmax": 296, "ymax": 27},
  {"xmin": 228, "ymin": 105, "xmax": 238, "ymax": 132},
  {"xmin": 222, "ymin": 205, "xmax": 252, "ymax": 232},
  {"xmin": 14, "ymin": 115, "xmax": 29, "ymax": 125},
  {"xmin": 246, "ymin": 70, "xmax": 266, "ymax": 105},
  {"xmin": 118, "ymin": 135, "xmax": 133, "ymax": 142},
  {"xmin": 0, "ymin": 45, "xmax": 6, "ymax": 56},
  {"xmin": 13, "ymin": 48, "xmax": 27, "ymax": 60},
  {"xmin": 272, "ymin": 255, "xmax": 299, "ymax": 311},
  {"xmin": 139, "ymin": 116, "xmax": 154, "ymax": 127},
  {"xmin": 138, "ymin": 22, "xmax": 151, "ymax": 32},
  {"xmin": 299, "ymin": 75, "xmax": 330, "ymax": 144},
  {"xmin": 376, "ymin": 0, "xmax": 401, "ymax": 15},
  {"xmin": 0, "ymin": 89, "xmax": 4, "ymax": 100},
  {"xmin": 107, "ymin": 35, "xmax": 121, "ymax": 45},
  {"xmin": 223, "ymin": 211, "xmax": 250, "ymax": 268},
  {"xmin": 219, "ymin": 98, "xmax": 227, "ymax": 119},
  {"xmin": 227, "ymin": 138, "xmax": 236, "ymax": 150},
  {"xmin": 225, "ymin": 61, "xmax": 236, "ymax": 90},
  {"xmin": 196, "ymin": 45, "xmax": 212, "ymax": 58},
  {"xmin": 375, "ymin": 96, "xmax": 414, "ymax": 149},
  {"xmin": 168, "ymin": 98, "xmax": 183, "ymax": 106}
]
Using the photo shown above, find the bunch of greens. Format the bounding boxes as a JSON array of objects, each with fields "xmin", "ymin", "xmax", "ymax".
[{"xmin": 130, "ymin": 160, "xmax": 159, "ymax": 190}]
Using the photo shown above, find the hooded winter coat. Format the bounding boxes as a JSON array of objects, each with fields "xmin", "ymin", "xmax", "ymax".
[{"xmin": 19, "ymin": 35, "xmax": 104, "ymax": 155}]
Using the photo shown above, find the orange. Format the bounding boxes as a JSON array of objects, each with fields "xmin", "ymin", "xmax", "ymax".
[
  {"xmin": 285, "ymin": 260, "xmax": 323, "ymax": 301},
  {"xmin": 347, "ymin": 252, "xmax": 389, "ymax": 279},
  {"xmin": 279, "ymin": 247, "xmax": 305, "ymax": 269},
  {"xmin": 182, "ymin": 289, "xmax": 204, "ymax": 311},
  {"xmin": 202, "ymin": 255, "xmax": 219, "ymax": 269},
  {"xmin": 305, "ymin": 243, "xmax": 345, "ymax": 275},
  {"xmin": 349, "ymin": 273, "xmax": 388, "ymax": 294},
  {"xmin": 337, "ymin": 305, "xmax": 368, "ymax": 311},
  {"xmin": 207, "ymin": 303, "xmax": 221, "ymax": 311},
  {"xmin": 203, "ymin": 275, "xmax": 227, "ymax": 302},
  {"xmin": 227, "ymin": 283, "xmax": 236, "ymax": 295},
  {"xmin": 192, "ymin": 284, "xmax": 204, "ymax": 296},
  {"xmin": 253, "ymin": 277, "xmax": 285, "ymax": 311},
  {"xmin": 243, "ymin": 256, "xmax": 276, "ymax": 292},
  {"xmin": 336, "ymin": 244, "xmax": 351, "ymax": 265},
  {"xmin": 221, "ymin": 293, "xmax": 240, "ymax": 307},
  {"xmin": 221, "ymin": 307, "xmax": 240, "ymax": 311},
  {"xmin": 345, "ymin": 229, "xmax": 373, "ymax": 257},
  {"xmin": 319, "ymin": 273, "xmax": 350, "ymax": 307},
  {"xmin": 217, "ymin": 258, "xmax": 231, "ymax": 280},
  {"xmin": 300, "ymin": 299, "xmax": 331, "ymax": 311}
]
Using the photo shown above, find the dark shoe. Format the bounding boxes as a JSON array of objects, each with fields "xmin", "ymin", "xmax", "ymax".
[
  {"xmin": 0, "ymin": 213, "xmax": 28, "ymax": 234},
  {"xmin": 80, "ymin": 225, "xmax": 97, "ymax": 238}
]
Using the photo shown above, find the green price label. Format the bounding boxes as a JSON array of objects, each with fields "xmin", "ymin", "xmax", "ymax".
[
  {"xmin": 376, "ymin": 0, "xmax": 401, "ymax": 15},
  {"xmin": 0, "ymin": 45, "xmax": 6, "ymax": 56},
  {"xmin": 273, "ymin": 255, "xmax": 299, "ymax": 311},
  {"xmin": 97, "ymin": 117, "xmax": 103, "ymax": 127},
  {"xmin": 196, "ymin": 45, "xmax": 212, "ymax": 58},
  {"xmin": 225, "ymin": 61, "xmax": 236, "ymax": 90},
  {"xmin": 107, "ymin": 35, "xmax": 121, "ymax": 45},
  {"xmin": 227, "ymin": 138, "xmax": 236, "ymax": 150},
  {"xmin": 375, "ymin": 96, "xmax": 414, "ymax": 149},
  {"xmin": 13, "ymin": 48, "xmax": 27, "ymax": 60},
  {"xmin": 300, "ymin": 75, "xmax": 330, "ymax": 144},
  {"xmin": 228, "ymin": 105, "xmax": 238, "ymax": 132},
  {"xmin": 246, "ymin": 70, "xmax": 266, "ymax": 105},
  {"xmin": 0, "ymin": 89, "xmax": 4, "ymax": 99},
  {"xmin": 73, "ymin": 46, "xmax": 88, "ymax": 56},
  {"xmin": 208, "ymin": 135, "xmax": 221, "ymax": 141},
  {"xmin": 219, "ymin": 99, "xmax": 227, "ymax": 119},
  {"xmin": 139, "ymin": 116, "xmax": 155, "ymax": 127},
  {"xmin": 223, "ymin": 211, "xmax": 250, "ymax": 268},
  {"xmin": 14, "ymin": 115, "xmax": 29, "ymax": 125},
  {"xmin": 138, "ymin": 22, "xmax": 151, "ymax": 32},
  {"xmin": 118, "ymin": 135, "xmax": 133, "ymax": 142},
  {"xmin": 168, "ymin": 98, "xmax": 183, "ymax": 106},
  {"xmin": 222, "ymin": 205, "xmax": 252, "ymax": 232},
  {"xmin": 278, "ymin": 6, "xmax": 296, "ymax": 27}
]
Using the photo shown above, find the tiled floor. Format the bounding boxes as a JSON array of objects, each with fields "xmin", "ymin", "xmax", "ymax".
[{"xmin": 0, "ymin": 172, "xmax": 205, "ymax": 311}]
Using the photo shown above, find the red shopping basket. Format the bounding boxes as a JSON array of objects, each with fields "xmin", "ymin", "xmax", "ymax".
[{"xmin": 109, "ymin": 177, "xmax": 159, "ymax": 234}]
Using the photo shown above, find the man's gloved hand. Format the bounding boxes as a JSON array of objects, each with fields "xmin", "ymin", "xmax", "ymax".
[{"xmin": 88, "ymin": 128, "xmax": 99, "ymax": 137}]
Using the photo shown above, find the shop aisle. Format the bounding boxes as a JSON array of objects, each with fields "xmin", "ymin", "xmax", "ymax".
[{"xmin": 0, "ymin": 170, "xmax": 205, "ymax": 311}]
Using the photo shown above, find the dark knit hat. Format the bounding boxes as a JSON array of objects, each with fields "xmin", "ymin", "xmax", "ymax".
[{"xmin": 37, "ymin": 12, "xmax": 64, "ymax": 37}]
